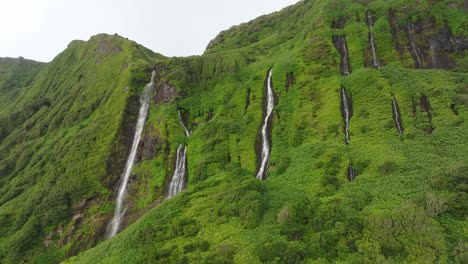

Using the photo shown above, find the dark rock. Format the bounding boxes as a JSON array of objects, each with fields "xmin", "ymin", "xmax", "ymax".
[{"xmin": 154, "ymin": 81, "xmax": 177, "ymax": 104}]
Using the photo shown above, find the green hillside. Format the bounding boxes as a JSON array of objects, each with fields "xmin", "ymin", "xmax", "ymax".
[{"xmin": 1, "ymin": 0, "xmax": 467, "ymax": 263}]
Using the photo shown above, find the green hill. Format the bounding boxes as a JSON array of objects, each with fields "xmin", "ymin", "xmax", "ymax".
[{"xmin": 1, "ymin": 0, "xmax": 467, "ymax": 263}]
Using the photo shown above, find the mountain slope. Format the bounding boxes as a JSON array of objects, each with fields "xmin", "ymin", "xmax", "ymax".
[
  {"xmin": 0, "ymin": 34, "xmax": 160, "ymax": 262},
  {"xmin": 67, "ymin": 0, "xmax": 467, "ymax": 263}
]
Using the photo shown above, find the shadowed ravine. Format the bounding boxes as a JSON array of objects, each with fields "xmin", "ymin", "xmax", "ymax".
[{"xmin": 106, "ymin": 71, "xmax": 155, "ymax": 239}]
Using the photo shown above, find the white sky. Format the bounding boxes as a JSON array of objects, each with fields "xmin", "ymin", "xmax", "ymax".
[{"xmin": 0, "ymin": 0, "xmax": 299, "ymax": 62}]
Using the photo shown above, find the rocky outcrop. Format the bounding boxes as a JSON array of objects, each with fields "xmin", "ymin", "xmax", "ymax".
[
  {"xmin": 137, "ymin": 125, "xmax": 163, "ymax": 162},
  {"xmin": 154, "ymin": 81, "xmax": 177, "ymax": 104}
]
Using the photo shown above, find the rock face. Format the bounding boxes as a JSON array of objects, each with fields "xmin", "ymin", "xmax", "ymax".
[
  {"xmin": 138, "ymin": 126, "xmax": 163, "ymax": 162},
  {"xmin": 154, "ymin": 81, "xmax": 177, "ymax": 104}
]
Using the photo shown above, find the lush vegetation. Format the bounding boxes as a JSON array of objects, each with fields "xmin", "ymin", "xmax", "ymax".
[{"xmin": 1, "ymin": 0, "xmax": 467, "ymax": 263}]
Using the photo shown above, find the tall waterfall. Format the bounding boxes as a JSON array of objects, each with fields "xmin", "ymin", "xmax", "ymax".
[
  {"xmin": 391, "ymin": 95, "xmax": 404, "ymax": 136},
  {"xmin": 366, "ymin": 10, "xmax": 379, "ymax": 69},
  {"xmin": 167, "ymin": 145, "xmax": 187, "ymax": 198},
  {"xmin": 340, "ymin": 87, "xmax": 352, "ymax": 145},
  {"xmin": 106, "ymin": 70, "xmax": 155, "ymax": 239},
  {"xmin": 407, "ymin": 23, "xmax": 424, "ymax": 69},
  {"xmin": 256, "ymin": 69, "xmax": 274, "ymax": 180},
  {"xmin": 167, "ymin": 110, "xmax": 190, "ymax": 198}
]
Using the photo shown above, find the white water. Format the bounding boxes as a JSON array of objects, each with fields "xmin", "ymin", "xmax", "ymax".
[
  {"xmin": 341, "ymin": 88, "xmax": 351, "ymax": 145},
  {"xmin": 256, "ymin": 69, "xmax": 274, "ymax": 180},
  {"xmin": 367, "ymin": 10, "xmax": 379, "ymax": 69},
  {"xmin": 408, "ymin": 23, "xmax": 423, "ymax": 69},
  {"xmin": 178, "ymin": 109, "xmax": 191, "ymax": 137},
  {"xmin": 392, "ymin": 95, "xmax": 403, "ymax": 136},
  {"xmin": 106, "ymin": 70, "xmax": 155, "ymax": 239},
  {"xmin": 341, "ymin": 36, "xmax": 350, "ymax": 75},
  {"xmin": 167, "ymin": 145, "xmax": 187, "ymax": 198},
  {"xmin": 167, "ymin": 110, "xmax": 191, "ymax": 198}
]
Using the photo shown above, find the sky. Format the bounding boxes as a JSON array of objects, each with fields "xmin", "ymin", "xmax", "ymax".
[{"xmin": 0, "ymin": 0, "xmax": 299, "ymax": 62}]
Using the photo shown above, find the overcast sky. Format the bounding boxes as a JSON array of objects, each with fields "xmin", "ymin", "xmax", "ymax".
[{"xmin": 1, "ymin": 0, "xmax": 299, "ymax": 62}]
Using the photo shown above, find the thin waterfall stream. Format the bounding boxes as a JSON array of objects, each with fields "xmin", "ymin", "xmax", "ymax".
[
  {"xmin": 256, "ymin": 69, "xmax": 274, "ymax": 180},
  {"xmin": 340, "ymin": 36, "xmax": 351, "ymax": 75},
  {"xmin": 167, "ymin": 110, "xmax": 190, "ymax": 198},
  {"xmin": 106, "ymin": 70, "xmax": 155, "ymax": 239},
  {"xmin": 407, "ymin": 23, "xmax": 424, "ymax": 69},
  {"xmin": 340, "ymin": 87, "xmax": 353, "ymax": 144},
  {"xmin": 366, "ymin": 10, "xmax": 379, "ymax": 69},
  {"xmin": 391, "ymin": 95, "xmax": 404, "ymax": 136}
]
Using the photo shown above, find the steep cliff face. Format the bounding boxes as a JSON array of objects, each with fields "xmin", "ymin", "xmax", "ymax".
[
  {"xmin": 69, "ymin": 1, "xmax": 467, "ymax": 263},
  {"xmin": 0, "ymin": 34, "xmax": 161, "ymax": 262}
]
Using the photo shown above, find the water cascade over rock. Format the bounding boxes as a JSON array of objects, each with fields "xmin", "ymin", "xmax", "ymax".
[
  {"xmin": 167, "ymin": 109, "xmax": 190, "ymax": 198},
  {"xmin": 256, "ymin": 69, "xmax": 275, "ymax": 180},
  {"xmin": 178, "ymin": 109, "xmax": 191, "ymax": 137},
  {"xmin": 167, "ymin": 145, "xmax": 188, "ymax": 198},
  {"xmin": 366, "ymin": 10, "xmax": 380, "ymax": 68},
  {"xmin": 106, "ymin": 70, "xmax": 155, "ymax": 239},
  {"xmin": 391, "ymin": 95, "xmax": 404, "ymax": 137},
  {"xmin": 332, "ymin": 36, "xmax": 352, "ymax": 75},
  {"xmin": 340, "ymin": 87, "xmax": 353, "ymax": 144},
  {"xmin": 407, "ymin": 22, "xmax": 424, "ymax": 69}
]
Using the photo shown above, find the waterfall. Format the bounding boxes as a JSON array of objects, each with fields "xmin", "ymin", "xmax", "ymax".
[
  {"xmin": 347, "ymin": 162, "xmax": 356, "ymax": 181},
  {"xmin": 341, "ymin": 36, "xmax": 351, "ymax": 75},
  {"xmin": 332, "ymin": 35, "xmax": 351, "ymax": 76},
  {"xmin": 366, "ymin": 10, "xmax": 379, "ymax": 69},
  {"xmin": 167, "ymin": 109, "xmax": 191, "ymax": 198},
  {"xmin": 106, "ymin": 70, "xmax": 156, "ymax": 239},
  {"xmin": 407, "ymin": 23, "xmax": 424, "ymax": 69},
  {"xmin": 167, "ymin": 145, "xmax": 187, "ymax": 198},
  {"xmin": 256, "ymin": 69, "xmax": 274, "ymax": 180},
  {"xmin": 391, "ymin": 95, "xmax": 404, "ymax": 136},
  {"xmin": 178, "ymin": 109, "xmax": 191, "ymax": 137},
  {"xmin": 340, "ymin": 87, "xmax": 352, "ymax": 145}
]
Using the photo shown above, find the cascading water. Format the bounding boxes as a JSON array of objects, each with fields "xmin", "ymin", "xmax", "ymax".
[
  {"xmin": 167, "ymin": 110, "xmax": 190, "ymax": 198},
  {"xmin": 167, "ymin": 145, "xmax": 187, "ymax": 198},
  {"xmin": 407, "ymin": 23, "xmax": 424, "ymax": 69},
  {"xmin": 366, "ymin": 10, "xmax": 379, "ymax": 69},
  {"xmin": 332, "ymin": 35, "xmax": 351, "ymax": 76},
  {"xmin": 341, "ymin": 36, "xmax": 351, "ymax": 75},
  {"xmin": 256, "ymin": 69, "xmax": 274, "ymax": 180},
  {"xmin": 106, "ymin": 70, "xmax": 155, "ymax": 239},
  {"xmin": 340, "ymin": 87, "xmax": 353, "ymax": 145},
  {"xmin": 178, "ymin": 109, "xmax": 191, "ymax": 137},
  {"xmin": 391, "ymin": 95, "xmax": 404, "ymax": 136}
]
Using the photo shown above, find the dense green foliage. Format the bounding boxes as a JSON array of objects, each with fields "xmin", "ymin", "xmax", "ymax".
[{"xmin": 1, "ymin": 0, "xmax": 467, "ymax": 263}]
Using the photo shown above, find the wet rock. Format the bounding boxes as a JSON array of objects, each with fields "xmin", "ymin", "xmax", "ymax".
[{"xmin": 154, "ymin": 81, "xmax": 177, "ymax": 104}]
